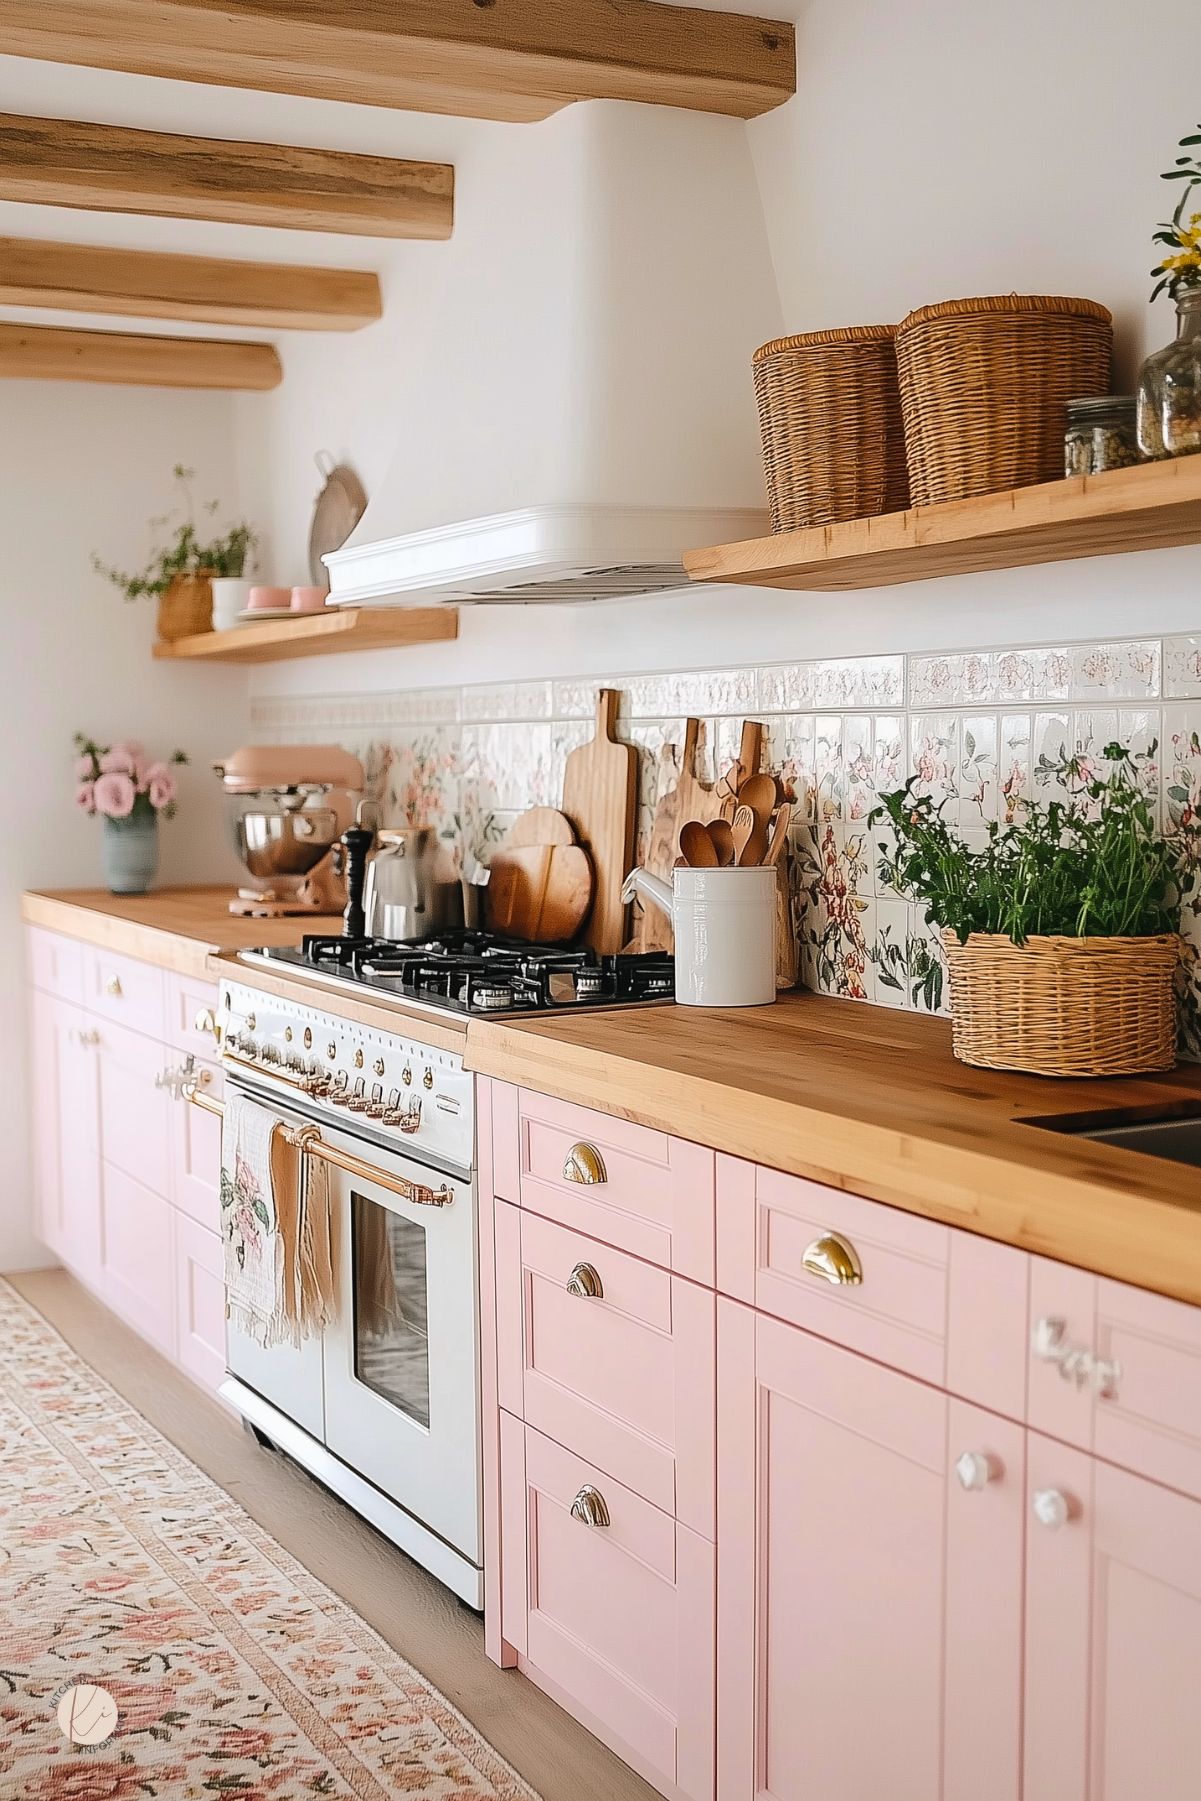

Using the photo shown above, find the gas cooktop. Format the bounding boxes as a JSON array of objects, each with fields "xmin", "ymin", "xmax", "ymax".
[{"xmin": 239, "ymin": 930, "xmax": 675, "ymax": 1018}]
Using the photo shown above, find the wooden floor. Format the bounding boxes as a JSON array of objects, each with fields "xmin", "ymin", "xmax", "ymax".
[{"xmin": 11, "ymin": 1268, "xmax": 657, "ymax": 1801}]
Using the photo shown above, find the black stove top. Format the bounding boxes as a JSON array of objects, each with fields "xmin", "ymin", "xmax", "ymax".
[{"xmin": 246, "ymin": 930, "xmax": 675, "ymax": 1017}]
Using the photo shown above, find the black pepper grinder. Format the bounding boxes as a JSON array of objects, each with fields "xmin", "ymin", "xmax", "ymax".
[{"xmin": 340, "ymin": 807, "xmax": 375, "ymax": 939}]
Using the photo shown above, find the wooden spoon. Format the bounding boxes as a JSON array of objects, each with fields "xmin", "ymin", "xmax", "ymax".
[
  {"xmin": 679, "ymin": 819, "xmax": 719, "ymax": 867},
  {"xmin": 707, "ymin": 818, "xmax": 735, "ymax": 866},
  {"xmin": 738, "ymin": 773, "xmax": 778, "ymax": 831},
  {"xmin": 731, "ymin": 805, "xmax": 756, "ymax": 866},
  {"xmin": 765, "ymin": 804, "xmax": 793, "ymax": 866}
]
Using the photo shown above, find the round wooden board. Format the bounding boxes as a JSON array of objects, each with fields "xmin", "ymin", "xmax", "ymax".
[{"xmin": 309, "ymin": 460, "xmax": 368, "ymax": 586}]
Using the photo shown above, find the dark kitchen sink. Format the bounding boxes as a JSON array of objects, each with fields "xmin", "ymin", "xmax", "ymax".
[{"xmin": 1027, "ymin": 1110, "xmax": 1201, "ymax": 1171}]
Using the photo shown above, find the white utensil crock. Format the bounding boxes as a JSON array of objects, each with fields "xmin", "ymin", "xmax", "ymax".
[
  {"xmin": 211, "ymin": 577, "xmax": 253, "ymax": 631},
  {"xmin": 621, "ymin": 864, "xmax": 777, "ymax": 1006}
]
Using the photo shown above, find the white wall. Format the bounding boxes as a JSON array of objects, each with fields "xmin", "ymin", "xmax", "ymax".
[
  {"xmin": 1, "ymin": 383, "xmax": 249, "ymax": 1269},
  {"xmin": 237, "ymin": 0, "xmax": 1200, "ymax": 706}
]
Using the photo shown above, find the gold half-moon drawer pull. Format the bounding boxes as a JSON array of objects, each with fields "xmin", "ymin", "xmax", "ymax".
[
  {"xmin": 569, "ymin": 1485, "xmax": 611, "ymax": 1528},
  {"xmin": 565, "ymin": 1262, "xmax": 603, "ymax": 1300},
  {"xmin": 802, "ymin": 1232, "xmax": 863, "ymax": 1286},
  {"xmin": 562, "ymin": 1142, "xmax": 607, "ymax": 1185}
]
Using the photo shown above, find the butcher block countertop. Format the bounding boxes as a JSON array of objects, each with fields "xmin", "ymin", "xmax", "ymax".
[
  {"xmin": 465, "ymin": 992, "xmax": 1201, "ymax": 1307},
  {"xmin": 22, "ymin": 887, "xmax": 341, "ymax": 983}
]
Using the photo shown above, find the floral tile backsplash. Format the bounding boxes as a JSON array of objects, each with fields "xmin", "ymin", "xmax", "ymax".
[{"xmin": 251, "ymin": 632, "xmax": 1201, "ymax": 1055}]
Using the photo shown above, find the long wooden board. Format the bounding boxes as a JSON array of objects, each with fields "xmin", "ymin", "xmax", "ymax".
[
  {"xmin": 0, "ymin": 238, "xmax": 382, "ymax": 331},
  {"xmin": 561, "ymin": 689, "xmax": 638, "ymax": 956},
  {"xmin": 152, "ymin": 607, "xmax": 458, "ymax": 663},
  {"xmin": 683, "ymin": 459, "xmax": 1201, "ymax": 594},
  {"xmin": 0, "ymin": 113, "xmax": 453, "ymax": 240},
  {"xmin": 0, "ymin": 323, "xmax": 281, "ymax": 390},
  {"xmin": 0, "ymin": 0, "xmax": 796, "ymax": 123}
]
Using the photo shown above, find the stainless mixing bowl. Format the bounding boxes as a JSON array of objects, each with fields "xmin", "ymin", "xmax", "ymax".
[{"xmin": 230, "ymin": 793, "xmax": 342, "ymax": 883}]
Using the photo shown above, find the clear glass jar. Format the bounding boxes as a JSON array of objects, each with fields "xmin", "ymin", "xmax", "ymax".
[
  {"xmin": 1064, "ymin": 395, "xmax": 1140, "ymax": 476},
  {"xmin": 1138, "ymin": 288, "xmax": 1201, "ymax": 459}
]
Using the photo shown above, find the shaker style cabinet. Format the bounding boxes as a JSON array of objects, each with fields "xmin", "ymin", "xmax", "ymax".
[
  {"xmin": 483, "ymin": 1080, "xmax": 1201, "ymax": 1801},
  {"xmin": 26, "ymin": 925, "xmax": 227, "ymax": 1399}
]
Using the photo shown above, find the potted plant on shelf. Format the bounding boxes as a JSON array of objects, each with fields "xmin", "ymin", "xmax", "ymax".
[
  {"xmin": 872, "ymin": 741, "xmax": 1194, "ymax": 1077},
  {"xmin": 91, "ymin": 464, "xmax": 257, "ymax": 641},
  {"xmin": 74, "ymin": 736, "xmax": 188, "ymax": 896}
]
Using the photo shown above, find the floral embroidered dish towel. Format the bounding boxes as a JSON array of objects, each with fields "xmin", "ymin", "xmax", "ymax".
[{"xmin": 221, "ymin": 1090, "xmax": 281, "ymax": 1346}]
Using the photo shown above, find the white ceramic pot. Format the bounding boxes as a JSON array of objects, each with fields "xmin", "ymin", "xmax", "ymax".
[
  {"xmin": 211, "ymin": 577, "xmax": 253, "ymax": 630},
  {"xmin": 622, "ymin": 864, "xmax": 777, "ymax": 1006}
]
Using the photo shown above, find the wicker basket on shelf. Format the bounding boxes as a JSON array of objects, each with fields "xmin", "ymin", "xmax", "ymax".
[
  {"xmin": 941, "ymin": 930, "xmax": 1180, "ymax": 1077},
  {"xmin": 752, "ymin": 326, "xmax": 909, "ymax": 531},
  {"xmin": 895, "ymin": 295, "xmax": 1113, "ymax": 506},
  {"xmin": 156, "ymin": 570, "xmax": 214, "ymax": 642}
]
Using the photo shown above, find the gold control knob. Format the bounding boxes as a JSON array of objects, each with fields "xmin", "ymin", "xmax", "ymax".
[
  {"xmin": 247, "ymin": 1013, "xmax": 256, "ymax": 1031},
  {"xmin": 423, "ymin": 1067, "xmax": 434, "ymax": 1090},
  {"xmin": 303, "ymin": 1028, "xmax": 312, "ymax": 1050},
  {"xmin": 327, "ymin": 1042, "xmax": 337, "ymax": 1060},
  {"xmin": 284, "ymin": 1026, "xmax": 293, "ymax": 1043},
  {"xmin": 374, "ymin": 1058, "xmax": 385, "ymax": 1077},
  {"xmin": 402, "ymin": 1066, "xmax": 413, "ymax": 1086},
  {"xmin": 354, "ymin": 1050, "xmax": 364, "ymax": 1070}
]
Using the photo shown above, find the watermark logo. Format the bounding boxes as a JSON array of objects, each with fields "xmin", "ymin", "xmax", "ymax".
[{"xmin": 53, "ymin": 1683, "xmax": 119, "ymax": 1748}]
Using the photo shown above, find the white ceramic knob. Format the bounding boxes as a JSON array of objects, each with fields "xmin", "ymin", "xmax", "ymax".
[
  {"xmin": 955, "ymin": 1450, "xmax": 995, "ymax": 1491},
  {"xmin": 1032, "ymin": 1487, "xmax": 1070, "ymax": 1530}
]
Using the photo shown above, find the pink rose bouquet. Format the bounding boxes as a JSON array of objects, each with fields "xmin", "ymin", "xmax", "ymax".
[{"xmin": 74, "ymin": 734, "xmax": 187, "ymax": 822}]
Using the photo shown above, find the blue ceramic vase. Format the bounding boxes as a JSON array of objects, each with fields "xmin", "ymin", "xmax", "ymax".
[{"xmin": 102, "ymin": 814, "xmax": 159, "ymax": 895}]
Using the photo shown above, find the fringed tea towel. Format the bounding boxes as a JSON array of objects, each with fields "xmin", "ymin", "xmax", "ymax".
[{"xmin": 221, "ymin": 1092, "xmax": 336, "ymax": 1348}]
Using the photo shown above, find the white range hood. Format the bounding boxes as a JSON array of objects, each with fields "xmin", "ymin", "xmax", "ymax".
[{"xmin": 325, "ymin": 102, "xmax": 780, "ymax": 609}]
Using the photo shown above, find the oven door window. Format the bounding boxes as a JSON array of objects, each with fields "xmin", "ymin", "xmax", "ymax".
[{"xmin": 351, "ymin": 1190, "xmax": 430, "ymax": 1429}]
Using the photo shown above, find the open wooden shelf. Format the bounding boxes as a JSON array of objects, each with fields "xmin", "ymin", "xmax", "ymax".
[
  {"xmin": 152, "ymin": 606, "xmax": 459, "ymax": 664},
  {"xmin": 683, "ymin": 458, "xmax": 1201, "ymax": 592}
]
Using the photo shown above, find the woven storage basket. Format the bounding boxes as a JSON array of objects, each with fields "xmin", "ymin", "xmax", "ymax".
[
  {"xmin": 941, "ymin": 930, "xmax": 1179, "ymax": 1077},
  {"xmin": 896, "ymin": 296, "xmax": 1113, "ymax": 506},
  {"xmin": 753, "ymin": 326, "xmax": 909, "ymax": 531},
  {"xmin": 156, "ymin": 570, "xmax": 214, "ymax": 642}
]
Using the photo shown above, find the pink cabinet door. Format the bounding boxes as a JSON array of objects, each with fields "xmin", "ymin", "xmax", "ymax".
[
  {"xmin": 168, "ymin": 1058, "xmax": 223, "ymax": 1229},
  {"xmin": 175, "ymin": 1214, "xmax": 226, "ymax": 1394},
  {"xmin": 29, "ymin": 988, "xmax": 100, "ymax": 1267},
  {"xmin": 501, "ymin": 1414, "xmax": 715, "ymax": 1801},
  {"xmin": 718, "ymin": 1299, "xmax": 1023, "ymax": 1801},
  {"xmin": 1024, "ymin": 1430, "xmax": 1201, "ymax": 1801},
  {"xmin": 97, "ymin": 1161, "xmax": 175, "ymax": 1353},
  {"xmin": 94, "ymin": 1016, "xmax": 172, "ymax": 1198}
]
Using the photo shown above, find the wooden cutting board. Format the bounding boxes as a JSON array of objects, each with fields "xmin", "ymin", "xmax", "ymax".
[
  {"xmin": 487, "ymin": 844, "xmax": 593, "ymax": 943},
  {"xmin": 505, "ymin": 807, "xmax": 575, "ymax": 850},
  {"xmin": 561, "ymin": 689, "xmax": 638, "ymax": 955},
  {"xmin": 634, "ymin": 718, "xmax": 768, "ymax": 953}
]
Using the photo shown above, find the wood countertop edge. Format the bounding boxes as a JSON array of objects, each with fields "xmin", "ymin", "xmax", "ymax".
[
  {"xmin": 465, "ymin": 1019, "xmax": 1201, "ymax": 1308},
  {"xmin": 24, "ymin": 889, "xmax": 224, "ymax": 980}
]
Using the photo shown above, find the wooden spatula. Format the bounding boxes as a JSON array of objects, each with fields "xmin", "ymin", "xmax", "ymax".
[{"xmin": 731, "ymin": 805, "xmax": 756, "ymax": 865}]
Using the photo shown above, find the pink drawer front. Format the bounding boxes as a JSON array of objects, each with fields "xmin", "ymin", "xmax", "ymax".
[
  {"xmin": 26, "ymin": 926, "xmax": 85, "ymax": 1003},
  {"xmin": 1029, "ymin": 1254, "xmax": 1201, "ymax": 1501},
  {"xmin": 491, "ymin": 1082, "xmax": 714, "ymax": 1283},
  {"xmin": 166, "ymin": 971, "xmax": 222, "ymax": 1058},
  {"xmin": 496, "ymin": 1201, "xmax": 715, "ymax": 1537},
  {"xmin": 169, "ymin": 1057, "xmax": 223, "ymax": 1229},
  {"xmin": 174, "ymin": 1215, "xmax": 226, "ymax": 1395},
  {"xmin": 84, "ymin": 945, "xmax": 166, "ymax": 1040},
  {"xmin": 501, "ymin": 1414, "xmax": 715, "ymax": 1801}
]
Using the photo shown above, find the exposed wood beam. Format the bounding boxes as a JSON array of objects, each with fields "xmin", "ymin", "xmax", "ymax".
[
  {"xmin": 0, "ymin": 238, "xmax": 382, "ymax": 331},
  {"xmin": 0, "ymin": 114, "xmax": 454, "ymax": 240},
  {"xmin": 0, "ymin": 0, "xmax": 796, "ymax": 123},
  {"xmin": 0, "ymin": 323, "xmax": 283, "ymax": 389}
]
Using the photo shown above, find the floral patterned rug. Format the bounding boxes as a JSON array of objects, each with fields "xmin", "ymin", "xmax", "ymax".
[{"xmin": 0, "ymin": 1279, "xmax": 539, "ymax": 1801}]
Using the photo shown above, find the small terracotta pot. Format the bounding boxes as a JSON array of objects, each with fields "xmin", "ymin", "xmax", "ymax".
[{"xmin": 157, "ymin": 571, "xmax": 214, "ymax": 641}]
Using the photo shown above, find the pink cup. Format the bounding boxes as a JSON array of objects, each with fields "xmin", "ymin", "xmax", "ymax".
[
  {"xmin": 246, "ymin": 585, "xmax": 291, "ymax": 612},
  {"xmin": 290, "ymin": 586, "xmax": 329, "ymax": 613}
]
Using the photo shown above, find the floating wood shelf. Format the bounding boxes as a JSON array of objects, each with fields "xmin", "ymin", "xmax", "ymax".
[
  {"xmin": 1, "ymin": 0, "xmax": 796, "ymax": 123},
  {"xmin": 683, "ymin": 459, "xmax": 1201, "ymax": 592},
  {"xmin": 152, "ymin": 607, "xmax": 459, "ymax": 664},
  {"xmin": 0, "ymin": 322, "xmax": 281, "ymax": 389}
]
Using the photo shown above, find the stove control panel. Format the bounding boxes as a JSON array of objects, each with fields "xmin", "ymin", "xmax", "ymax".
[{"xmin": 219, "ymin": 981, "xmax": 474, "ymax": 1175}]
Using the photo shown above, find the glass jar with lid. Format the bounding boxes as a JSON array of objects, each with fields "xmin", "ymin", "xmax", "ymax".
[
  {"xmin": 1064, "ymin": 395, "xmax": 1140, "ymax": 476},
  {"xmin": 1138, "ymin": 289, "xmax": 1201, "ymax": 459}
]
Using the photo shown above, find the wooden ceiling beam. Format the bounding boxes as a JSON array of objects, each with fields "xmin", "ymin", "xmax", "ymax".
[
  {"xmin": 0, "ymin": 323, "xmax": 283, "ymax": 389},
  {"xmin": 0, "ymin": 237, "xmax": 382, "ymax": 331},
  {"xmin": 0, "ymin": 114, "xmax": 453, "ymax": 240},
  {"xmin": 0, "ymin": 0, "xmax": 796, "ymax": 123}
]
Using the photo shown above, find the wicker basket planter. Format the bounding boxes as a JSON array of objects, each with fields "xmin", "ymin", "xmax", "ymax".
[
  {"xmin": 156, "ymin": 570, "xmax": 214, "ymax": 642},
  {"xmin": 896, "ymin": 295, "xmax": 1113, "ymax": 506},
  {"xmin": 941, "ymin": 930, "xmax": 1180, "ymax": 1077},
  {"xmin": 752, "ymin": 326, "xmax": 909, "ymax": 531}
]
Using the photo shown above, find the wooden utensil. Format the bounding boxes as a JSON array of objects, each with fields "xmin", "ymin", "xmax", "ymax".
[
  {"xmin": 707, "ymin": 818, "xmax": 735, "ymax": 866},
  {"xmin": 718, "ymin": 721, "xmax": 767, "ymax": 819},
  {"xmin": 486, "ymin": 844, "xmax": 593, "ymax": 942},
  {"xmin": 505, "ymin": 807, "xmax": 575, "ymax": 850},
  {"xmin": 738, "ymin": 772, "xmax": 778, "ymax": 832},
  {"xmin": 731, "ymin": 805, "xmax": 756, "ymax": 865},
  {"xmin": 679, "ymin": 820, "xmax": 719, "ymax": 867},
  {"xmin": 561, "ymin": 689, "xmax": 637, "ymax": 955},
  {"xmin": 765, "ymin": 804, "xmax": 793, "ymax": 866}
]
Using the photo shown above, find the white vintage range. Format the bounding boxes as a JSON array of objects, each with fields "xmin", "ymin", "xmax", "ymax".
[{"xmin": 210, "ymin": 932, "xmax": 674, "ymax": 1608}]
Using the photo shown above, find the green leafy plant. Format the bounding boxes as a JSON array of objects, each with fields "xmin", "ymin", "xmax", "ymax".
[
  {"xmin": 872, "ymin": 742, "xmax": 1193, "ymax": 945},
  {"xmin": 92, "ymin": 464, "xmax": 256, "ymax": 602},
  {"xmin": 1151, "ymin": 123, "xmax": 1201, "ymax": 302}
]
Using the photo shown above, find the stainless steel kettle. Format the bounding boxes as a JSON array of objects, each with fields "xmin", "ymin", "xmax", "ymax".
[{"xmin": 363, "ymin": 827, "xmax": 463, "ymax": 941}]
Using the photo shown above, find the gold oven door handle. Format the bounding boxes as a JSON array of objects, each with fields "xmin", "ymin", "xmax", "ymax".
[
  {"xmin": 801, "ymin": 1232, "xmax": 863, "ymax": 1287},
  {"xmin": 282, "ymin": 1124, "xmax": 454, "ymax": 1209},
  {"xmin": 562, "ymin": 1142, "xmax": 607, "ymax": 1185}
]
